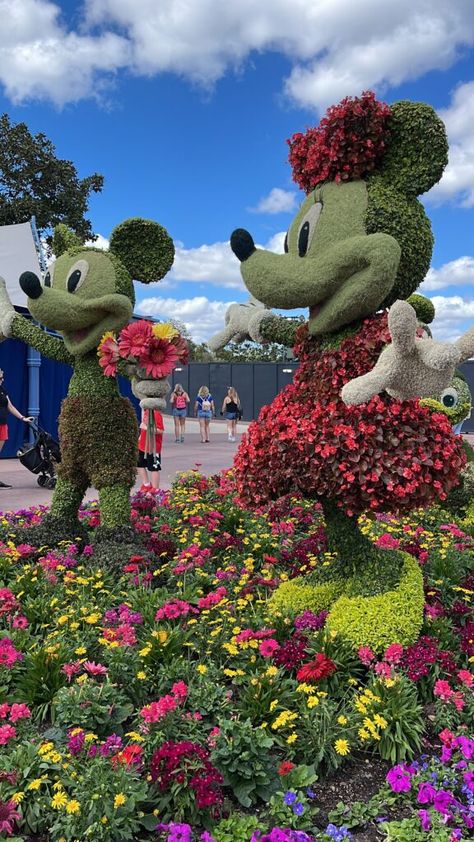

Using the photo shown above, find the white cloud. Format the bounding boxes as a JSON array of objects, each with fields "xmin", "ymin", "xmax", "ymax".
[
  {"xmin": 421, "ymin": 256, "xmax": 474, "ymax": 292},
  {"xmin": 430, "ymin": 295, "xmax": 474, "ymax": 343},
  {"xmin": 1, "ymin": 1, "xmax": 474, "ymax": 107},
  {"xmin": 136, "ymin": 295, "xmax": 231, "ymax": 343},
  {"xmin": 85, "ymin": 234, "xmax": 109, "ymax": 250},
  {"xmin": 427, "ymin": 81, "xmax": 474, "ymax": 207},
  {"xmin": 248, "ymin": 188, "xmax": 297, "ymax": 214}
]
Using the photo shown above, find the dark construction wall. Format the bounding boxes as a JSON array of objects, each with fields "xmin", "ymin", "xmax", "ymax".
[{"xmin": 0, "ymin": 354, "xmax": 473, "ymax": 458}]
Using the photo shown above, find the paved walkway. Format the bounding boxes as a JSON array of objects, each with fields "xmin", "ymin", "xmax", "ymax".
[{"xmin": 0, "ymin": 416, "xmax": 248, "ymax": 513}]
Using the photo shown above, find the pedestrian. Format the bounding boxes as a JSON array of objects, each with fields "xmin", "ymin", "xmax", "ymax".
[
  {"xmin": 221, "ymin": 386, "xmax": 241, "ymax": 442},
  {"xmin": 137, "ymin": 406, "xmax": 164, "ymax": 493},
  {"xmin": 0, "ymin": 368, "xmax": 34, "ymax": 488},
  {"xmin": 195, "ymin": 386, "xmax": 215, "ymax": 443},
  {"xmin": 170, "ymin": 383, "xmax": 190, "ymax": 442}
]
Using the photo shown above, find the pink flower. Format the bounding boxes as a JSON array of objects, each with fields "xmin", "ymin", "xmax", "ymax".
[
  {"xmin": 0, "ymin": 703, "xmax": 9, "ymax": 719},
  {"xmin": 386, "ymin": 764, "xmax": 413, "ymax": 793},
  {"xmin": 0, "ymin": 798, "xmax": 21, "ymax": 836},
  {"xmin": 8, "ymin": 703, "xmax": 31, "ymax": 723},
  {"xmin": 118, "ymin": 320, "xmax": 153, "ymax": 359},
  {"xmin": 139, "ymin": 337, "xmax": 179, "ymax": 378},
  {"xmin": 458, "ymin": 669, "xmax": 473, "ymax": 687},
  {"xmin": 171, "ymin": 681, "xmax": 188, "ymax": 700},
  {"xmin": 358, "ymin": 645, "xmax": 375, "ymax": 665},
  {"xmin": 0, "ymin": 724, "xmax": 16, "ymax": 745},
  {"xmin": 384, "ymin": 643, "xmax": 403, "ymax": 664},
  {"xmin": 375, "ymin": 662, "xmax": 392, "ymax": 679},
  {"xmin": 98, "ymin": 334, "xmax": 119, "ymax": 377},
  {"xmin": 83, "ymin": 661, "xmax": 108, "ymax": 676},
  {"xmin": 61, "ymin": 661, "xmax": 82, "ymax": 682},
  {"xmin": 259, "ymin": 639, "xmax": 281, "ymax": 657},
  {"xmin": 375, "ymin": 533, "xmax": 400, "ymax": 550},
  {"xmin": 434, "ymin": 679, "xmax": 453, "ymax": 701},
  {"xmin": 0, "ymin": 638, "xmax": 23, "ymax": 668},
  {"xmin": 12, "ymin": 614, "xmax": 28, "ymax": 629}
]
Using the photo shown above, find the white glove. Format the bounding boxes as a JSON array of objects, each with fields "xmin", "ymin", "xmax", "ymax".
[
  {"xmin": 0, "ymin": 278, "xmax": 16, "ymax": 340},
  {"xmin": 208, "ymin": 297, "xmax": 272, "ymax": 352},
  {"xmin": 342, "ymin": 300, "xmax": 474, "ymax": 405}
]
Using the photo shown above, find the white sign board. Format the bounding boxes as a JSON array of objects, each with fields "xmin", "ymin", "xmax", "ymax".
[{"xmin": 0, "ymin": 221, "xmax": 41, "ymax": 308}]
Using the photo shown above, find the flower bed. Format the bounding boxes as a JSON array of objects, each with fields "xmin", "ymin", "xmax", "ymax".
[{"xmin": 0, "ymin": 473, "xmax": 472, "ymax": 840}]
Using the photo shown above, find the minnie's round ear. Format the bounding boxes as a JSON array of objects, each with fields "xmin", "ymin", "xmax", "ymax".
[
  {"xmin": 378, "ymin": 101, "xmax": 448, "ymax": 197},
  {"xmin": 109, "ymin": 218, "xmax": 175, "ymax": 283}
]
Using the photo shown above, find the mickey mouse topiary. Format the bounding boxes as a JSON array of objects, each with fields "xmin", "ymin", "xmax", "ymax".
[{"xmin": 0, "ymin": 218, "xmax": 174, "ymax": 554}]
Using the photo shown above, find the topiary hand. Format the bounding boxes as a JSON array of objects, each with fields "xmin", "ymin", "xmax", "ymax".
[
  {"xmin": 341, "ymin": 299, "xmax": 474, "ymax": 405},
  {"xmin": 208, "ymin": 297, "xmax": 273, "ymax": 351},
  {"xmin": 0, "ymin": 277, "xmax": 17, "ymax": 340}
]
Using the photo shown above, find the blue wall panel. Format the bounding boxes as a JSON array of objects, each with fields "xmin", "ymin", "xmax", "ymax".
[{"xmin": 0, "ymin": 339, "xmax": 29, "ymax": 457}]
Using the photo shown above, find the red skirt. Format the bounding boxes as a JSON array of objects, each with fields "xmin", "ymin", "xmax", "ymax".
[{"xmin": 0, "ymin": 424, "xmax": 8, "ymax": 442}]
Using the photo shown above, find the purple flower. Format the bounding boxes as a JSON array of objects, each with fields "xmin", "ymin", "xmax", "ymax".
[
  {"xmin": 386, "ymin": 765, "xmax": 413, "ymax": 793},
  {"xmin": 200, "ymin": 833, "xmax": 215, "ymax": 842},
  {"xmin": 292, "ymin": 802, "xmax": 304, "ymax": 816},
  {"xmin": 417, "ymin": 782, "xmax": 437, "ymax": 804},
  {"xmin": 463, "ymin": 771, "xmax": 474, "ymax": 793},
  {"xmin": 433, "ymin": 789, "xmax": 456, "ymax": 815},
  {"xmin": 455, "ymin": 736, "xmax": 474, "ymax": 760},
  {"xmin": 418, "ymin": 809, "xmax": 431, "ymax": 832},
  {"xmin": 284, "ymin": 791, "xmax": 297, "ymax": 806}
]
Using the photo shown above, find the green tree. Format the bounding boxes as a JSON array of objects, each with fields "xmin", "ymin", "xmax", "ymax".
[
  {"xmin": 216, "ymin": 341, "xmax": 293, "ymax": 362},
  {"xmin": 0, "ymin": 113, "xmax": 103, "ymax": 244}
]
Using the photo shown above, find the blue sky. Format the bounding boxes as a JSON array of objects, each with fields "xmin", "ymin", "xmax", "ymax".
[{"xmin": 2, "ymin": 1, "xmax": 474, "ymax": 343}]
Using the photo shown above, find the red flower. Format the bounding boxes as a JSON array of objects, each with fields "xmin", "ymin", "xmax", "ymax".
[
  {"xmin": 118, "ymin": 319, "xmax": 153, "ymax": 359},
  {"xmin": 278, "ymin": 761, "xmax": 296, "ymax": 776},
  {"xmin": 139, "ymin": 337, "xmax": 179, "ymax": 378},
  {"xmin": 297, "ymin": 653, "xmax": 337, "ymax": 683}
]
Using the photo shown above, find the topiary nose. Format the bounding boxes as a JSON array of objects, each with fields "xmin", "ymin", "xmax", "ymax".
[
  {"xmin": 19, "ymin": 271, "xmax": 43, "ymax": 299},
  {"xmin": 231, "ymin": 229, "xmax": 256, "ymax": 262}
]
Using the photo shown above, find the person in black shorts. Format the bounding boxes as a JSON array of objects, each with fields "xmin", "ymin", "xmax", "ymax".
[
  {"xmin": 137, "ymin": 408, "xmax": 164, "ymax": 493},
  {"xmin": 221, "ymin": 387, "xmax": 241, "ymax": 442}
]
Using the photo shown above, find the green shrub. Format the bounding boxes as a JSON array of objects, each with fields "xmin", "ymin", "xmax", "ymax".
[
  {"xmin": 210, "ymin": 718, "xmax": 277, "ymax": 807},
  {"xmin": 327, "ymin": 554, "xmax": 424, "ymax": 652},
  {"xmin": 268, "ymin": 578, "xmax": 343, "ymax": 617}
]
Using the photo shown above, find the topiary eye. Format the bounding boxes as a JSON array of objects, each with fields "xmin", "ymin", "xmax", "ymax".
[
  {"xmin": 440, "ymin": 387, "xmax": 459, "ymax": 408},
  {"xmin": 284, "ymin": 232, "xmax": 289, "ymax": 254},
  {"xmin": 43, "ymin": 269, "xmax": 52, "ymax": 288},
  {"xmin": 66, "ymin": 259, "xmax": 89, "ymax": 293},
  {"xmin": 297, "ymin": 201, "xmax": 322, "ymax": 257}
]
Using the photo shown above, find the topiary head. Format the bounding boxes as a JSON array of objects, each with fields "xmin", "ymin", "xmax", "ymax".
[
  {"xmin": 19, "ymin": 218, "xmax": 174, "ymax": 356},
  {"xmin": 231, "ymin": 92, "xmax": 447, "ymax": 336}
]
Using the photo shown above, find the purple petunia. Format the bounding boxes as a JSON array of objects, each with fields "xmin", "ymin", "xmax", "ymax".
[{"xmin": 386, "ymin": 765, "xmax": 413, "ymax": 793}]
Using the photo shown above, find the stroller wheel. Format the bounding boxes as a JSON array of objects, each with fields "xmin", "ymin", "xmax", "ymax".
[
  {"xmin": 37, "ymin": 475, "xmax": 47, "ymax": 487},
  {"xmin": 45, "ymin": 476, "xmax": 57, "ymax": 490}
]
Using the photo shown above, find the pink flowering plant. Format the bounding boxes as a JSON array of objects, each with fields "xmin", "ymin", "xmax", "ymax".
[{"xmin": 98, "ymin": 319, "xmax": 188, "ymax": 379}]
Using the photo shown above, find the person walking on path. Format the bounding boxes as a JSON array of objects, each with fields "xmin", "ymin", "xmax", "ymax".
[
  {"xmin": 0, "ymin": 368, "xmax": 34, "ymax": 488},
  {"xmin": 137, "ymin": 407, "xmax": 164, "ymax": 492},
  {"xmin": 195, "ymin": 386, "xmax": 215, "ymax": 443},
  {"xmin": 221, "ymin": 386, "xmax": 241, "ymax": 442},
  {"xmin": 170, "ymin": 383, "xmax": 190, "ymax": 442}
]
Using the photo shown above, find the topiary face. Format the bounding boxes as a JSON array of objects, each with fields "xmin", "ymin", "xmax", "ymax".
[
  {"xmin": 231, "ymin": 94, "xmax": 448, "ymax": 336},
  {"xmin": 420, "ymin": 374, "xmax": 472, "ymax": 427},
  {"xmin": 19, "ymin": 218, "xmax": 174, "ymax": 357}
]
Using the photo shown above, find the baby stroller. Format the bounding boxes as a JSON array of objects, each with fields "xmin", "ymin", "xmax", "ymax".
[{"xmin": 17, "ymin": 422, "xmax": 61, "ymax": 489}]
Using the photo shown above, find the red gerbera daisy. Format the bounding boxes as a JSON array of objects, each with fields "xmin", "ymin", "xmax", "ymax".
[
  {"xmin": 118, "ymin": 319, "xmax": 153, "ymax": 359},
  {"xmin": 140, "ymin": 337, "xmax": 179, "ymax": 378},
  {"xmin": 296, "ymin": 652, "xmax": 337, "ymax": 683}
]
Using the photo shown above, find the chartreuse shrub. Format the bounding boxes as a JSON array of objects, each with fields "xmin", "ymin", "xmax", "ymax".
[
  {"xmin": 268, "ymin": 577, "xmax": 343, "ymax": 617},
  {"xmin": 327, "ymin": 554, "xmax": 424, "ymax": 653}
]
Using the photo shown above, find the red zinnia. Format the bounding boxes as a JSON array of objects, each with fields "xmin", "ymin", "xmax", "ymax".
[{"xmin": 296, "ymin": 652, "xmax": 337, "ymax": 683}]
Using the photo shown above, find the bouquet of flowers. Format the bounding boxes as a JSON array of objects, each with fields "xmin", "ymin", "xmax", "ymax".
[{"xmin": 98, "ymin": 320, "xmax": 189, "ymax": 452}]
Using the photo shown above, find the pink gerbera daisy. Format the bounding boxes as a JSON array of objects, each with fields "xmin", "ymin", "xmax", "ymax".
[
  {"xmin": 83, "ymin": 661, "xmax": 108, "ymax": 676},
  {"xmin": 140, "ymin": 337, "xmax": 179, "ymax": 378},
  {"xmin": 118, "ymin": 320, "xmax": 153, "ymax": 359}
]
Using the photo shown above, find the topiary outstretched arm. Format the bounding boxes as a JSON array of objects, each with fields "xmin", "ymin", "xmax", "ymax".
[
  {"xmin": 342, "ymin": 300, "xmax": 474, "ymax": 405},
  {"xmin": 0, "ymin": 277, "xmax": 73, "ymax": 364},
  {"xmin": 208, "ymin": 297, "xmax": 274, "ymax": 351}
]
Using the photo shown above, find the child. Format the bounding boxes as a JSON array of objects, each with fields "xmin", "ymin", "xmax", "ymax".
[{"xmin": 137, "ymin": 407, "xmax": 164, "ymax": 492}]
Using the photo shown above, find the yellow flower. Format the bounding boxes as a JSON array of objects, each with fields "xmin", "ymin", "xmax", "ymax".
[
  {"xmin": 373, "ymin": 714, "xmax": 388, "ymax": 729},
  {"xmin": 136, "ymin": 671, "xmax": 147, "ymax": 680},
  {"xmin": 84, "ymin": 733, "xmax": 98, "ymax": 743},
  {"xmin": 334, "ymin": 739, "xmax": 351, "ymax": 756},
  {"xmin": 265, "ymin": 666, "xmax": 278, "ymax": 677},
  {"xmin": 51, "ymin": 791, "xmax": 68, "ymax": 810},
  {"xmin": 197, "ymin": 664, "xmax": 208, "ymax": 675},
  {"xmin": 358, "ymin": 728, "xmax": 371, "ymax": 741},
  {"xmin": 11, "ymin": 792, "xmax": 25, "ymax": 804},
  {"xmin": 38, "ymin": 741, "xmax": 55, "ymax": 755},
  {"xmin": 152, "ymin": 322, "xmax": 178, "ymax": 340},
  {"xmin": 337, "ymin": 716, "xmax": 348, "ymax": 726},
  {"xmin": 307, "ymin": 696, "xmax": 319, "ymax": 709},
  {"xmin": 125, "ymin": 731, "xmax": 145, "ymax": 742},
  {"xmin": 27, "ymin": 778, "xmax": 43, "ymax": 791},
  {"xmin": 287, "ymin": 733, "xmax": 298, "ymax": 744},
  {"xmin": 66, "ymin": 800, "xmax": 81, "ymax": 815},
  {"xmin": 114, "ymin": 793, "xmax": 127, "ymax": 809},
  {"xmin": 269, "ymin": 700, "xmax": 279, "ymax": 712}
]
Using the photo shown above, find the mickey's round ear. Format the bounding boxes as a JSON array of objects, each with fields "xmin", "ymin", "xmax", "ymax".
[
  {"xmin": 53, "ymin": 224, "xmax": 83, "ymax": 257},
  {"xmin": 378, "ymin": 101, "xmax": 448, "ymax": 197},
  {"xmin": 109, "ymin": 218, "xmax": 175, "ymax": 283},
  {"xmin": 407, "ymin": 293, "xmax": 435, "ymax": 324}
]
